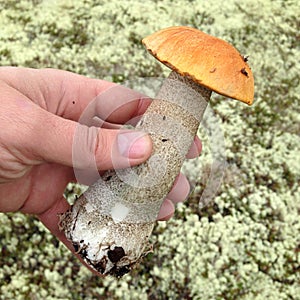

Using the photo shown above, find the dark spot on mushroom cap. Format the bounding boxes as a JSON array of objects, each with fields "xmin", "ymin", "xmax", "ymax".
[
  {"xmin": 241, "ymin": 67, "xmax": 249, "ymax": 77},
  {"xmin": 72, "ymin": 101, "xmax": 75, "ymax": 104},
  {"xmin": 108, "ymin": 246, "xmax": 126, "ymax": 263}
]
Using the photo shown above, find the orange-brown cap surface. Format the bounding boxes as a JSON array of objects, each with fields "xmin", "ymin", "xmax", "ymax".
[{"xmin": 142, "ymin": 26, "xmax": 254, "ymax": 105}]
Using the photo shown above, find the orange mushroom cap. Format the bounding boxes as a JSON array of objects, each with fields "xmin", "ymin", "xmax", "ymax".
[{"xmin": 142, "ymin": 26, "xmax": 254, "ymax": 105}]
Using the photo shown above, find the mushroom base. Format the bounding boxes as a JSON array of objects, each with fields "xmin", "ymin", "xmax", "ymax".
[{"xmin": 59, "ymin": 195, "xmax": 154, "ymax": 277}]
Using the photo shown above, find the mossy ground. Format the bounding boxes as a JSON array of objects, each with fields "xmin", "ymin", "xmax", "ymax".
[{"xmin": 0, "ymin": 0, "xmax": 299, "ymax": 299}]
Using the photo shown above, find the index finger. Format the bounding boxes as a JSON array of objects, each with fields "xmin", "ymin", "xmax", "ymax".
[
  {"xmin": 0, "ymin": 67, "xmax": 152, "ymax": 125},
  {"xmin": 78, "ymin": 84, "xmax": 152, "ymax": 128}
]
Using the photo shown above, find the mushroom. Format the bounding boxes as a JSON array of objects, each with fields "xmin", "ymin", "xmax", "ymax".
[{"xmin": 59, "ymin": 26, "xmax": 254, "ymax": 277}]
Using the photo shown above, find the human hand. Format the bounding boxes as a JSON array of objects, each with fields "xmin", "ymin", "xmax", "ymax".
[{"xmin": 0, "ymin": 67, "xmax": 201, "ymax": 255}]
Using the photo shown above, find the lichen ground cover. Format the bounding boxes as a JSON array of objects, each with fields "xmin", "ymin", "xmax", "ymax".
[{"xmin": 0, "ymin": 0, "xmax": 299, "ymax": 299}]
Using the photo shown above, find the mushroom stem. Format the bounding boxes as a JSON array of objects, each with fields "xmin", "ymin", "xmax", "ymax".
[{"xmin": 59, "ymin": 71, "xmax": 211, "ymax": 277}]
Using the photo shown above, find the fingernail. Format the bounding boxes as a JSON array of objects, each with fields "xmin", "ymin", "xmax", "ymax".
[{"xmin": 117, "ymin": 131, "xmax": 151, "ymax": 159}]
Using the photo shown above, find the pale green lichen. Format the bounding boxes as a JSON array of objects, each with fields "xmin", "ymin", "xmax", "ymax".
[{"xmin": 0, "ymin": 0, "xmax": 299, "ymax": 299}]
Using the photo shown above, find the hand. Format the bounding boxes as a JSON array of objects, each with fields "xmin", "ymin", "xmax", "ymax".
[{"xmin": 0, "ymin": 67, "xmax": 201, "ymax": 254}]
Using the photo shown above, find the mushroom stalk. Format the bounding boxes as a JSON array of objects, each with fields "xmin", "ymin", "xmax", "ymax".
[{"xmin": 59, "ymin": 71, "xmax": 211, "ymax": 277}]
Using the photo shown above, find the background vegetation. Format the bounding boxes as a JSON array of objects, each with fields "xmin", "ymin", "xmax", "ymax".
[{"xmin": 0, "ymin": 0, "xmax": 299, "ymax": 299}]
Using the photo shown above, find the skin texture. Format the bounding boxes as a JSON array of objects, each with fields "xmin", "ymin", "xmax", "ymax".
[{"xmin": 0, "ymin": 67, "xmax": 201, "ymax": 273}]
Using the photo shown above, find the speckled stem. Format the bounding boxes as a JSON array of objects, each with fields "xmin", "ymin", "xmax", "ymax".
[{"xmin": 59, "ymin": 71, "xmax": 211, "ymax": 277}]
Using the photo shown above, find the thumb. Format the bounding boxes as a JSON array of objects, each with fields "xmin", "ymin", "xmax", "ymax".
[{"xmin": 35, "ymin": 112, "xmax": 152, "ymax": 173}]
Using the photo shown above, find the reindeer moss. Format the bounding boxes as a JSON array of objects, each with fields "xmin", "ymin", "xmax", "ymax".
[{"xmin": 0, "ymin": 0, "xmax": 299, "ymax": 299}]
